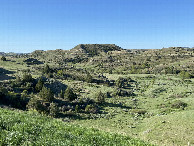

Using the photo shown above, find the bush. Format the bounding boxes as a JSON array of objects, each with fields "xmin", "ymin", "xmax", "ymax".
[
  {"xmin": 49, "ymin": 102, "xmax": 59, "ymax": 117},
  {"xmin": 22, "ymin": 73, "xmax": 33, "ymax": 82},
  {"xmin": 59, "ymin": 90, "xmax": 64, "ymax": 99},
  {"xmin": 43, "ymin": 64, "xmax": 51, "ymax": 74},
  {"xmin": 1, "ymin": 56, "xmax": 6, "ymax": 61},
  {"xmin": 115, "ymin": 77, "xmax": 131, "ymax": 88},
  {"xmin": 130, "ymin": 109, "xmax": 147, "ymax": 115},
  {"xmin": 115, "ymin": 77, "xmax": 125, "ymax": 88},
  {"xmin": 27, "ymin": 97, "xmax": 48, "ymax": 114},
  {"xmin": 35, "ymin": 78, "xmax": 44, "ymax": 92},
  {"xmin": 179, "ymin": 71, "xmax": 191, "ymax": 80},
  {"xmin": 85, "ymin": 73, "xmax": 93, "ymax": 83},
  {"xmin": 85, "ymin": 104, "xmax": 98, "ymax": 113},
  {"xmin": 64, "ymin": 87, "xmax": 77, "ymax": 101},
  {"xmin": 171, "ymin": 100, "xmax": 187, "ymax": 109},
  {"xmin": 75, "ymin": 105, "xmax": 79, "ymax": 113},
  {"xmin": 96, "ymin": 91, "xmax": 105, "ymax": 104},
  {"xmin": 15, "ymin": 75, "xmax": 22, "ymax": 83},
  {"xmin": 39, "ymin": 86, "xmax": 54, "ymax": 102}
]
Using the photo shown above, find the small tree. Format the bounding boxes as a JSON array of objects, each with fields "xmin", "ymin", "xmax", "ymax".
[
  {"xmin": 64, "ymin": 87, "xmax": 77, "ymax": 101},
  {"xmin": 35, "ymin": 78, "xmax": 44, "ymax": 92},
  {"xmin": 39, "ymin": 86, "xmax": 54, "ymax": 102},
  {"xmin": 1, "ymin": 56, "xmax": 6, "ymax": 61}
]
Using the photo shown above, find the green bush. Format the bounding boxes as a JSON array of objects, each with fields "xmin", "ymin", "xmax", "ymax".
[
  {"xmin": 22, "ymin": 73, "xmax": 33, "ymax": 82},
  {"xmin": 39, "ymin": 86, "xmax": 54, "ymax": 102},
  {"xmin": 85, "ymin": 73, "xmax": 93, "ymax": 83},
  {"xmin": 64, "ymin": 87, "xmax": 77, "ymax": 101},
  {"xmin": 43, "ymin": 64, "xmax": 51, "ymax": 74},
  {"xmin": 49, "ymin": 102, "xmax": 59, "ymax": 117},
  {"xmin": 27, "ymin": 97, "xmax": 48, "ymax": 114},
  {"xmin": 35, "ymin": 78, "xmax": 44, "ymax": 92},
  {"xmin": 59, "ymin": 89, "xmax": 64, "ymax": 98},
  {"xmin": 85, "ymin": 104, "xmax": 98, "ymax": 113},
  {"xmin": 179, "ymin": 71, "xmax": 191, "ymax": 80},
  {"xmin": 1, "ymin": 56, "xmax": 6, "ymax": 61},
  {"xmin": 96, "ymin": 91, "xmax": 105, "ymax": 104},
  {"xmin": 171, "ymin": 100, "xmax": 187, "ymax": 109}
]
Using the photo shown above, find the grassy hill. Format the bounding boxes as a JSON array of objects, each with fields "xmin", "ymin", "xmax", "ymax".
[
  {"xmin": 0, "ymin": 107, "xmax": 151, "ymax": 145},
  {"xmin": 1, "ymin": 45, "xmax": 194, "ymax": 145}
]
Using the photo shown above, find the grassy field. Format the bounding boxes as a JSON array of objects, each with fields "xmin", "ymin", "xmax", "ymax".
[
  {"xmin": 72, "ymin": 74, "xmax": 194, "ymax": 146},
  {"xmin": 1, "ymin": 56, "xmax": 194, "ymax": 146},
  {"xmin": 0, "ymin": 107, "xmax": 151, "ymax": 145}
]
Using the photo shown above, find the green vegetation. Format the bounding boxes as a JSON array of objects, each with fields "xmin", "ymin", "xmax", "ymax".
[
  {"xmin": 0, "ymin": 108, "xmax": 150, "ymax": 145},
  {"xmin": 1, "ymin": 45, "xmax": 194, "ymax": 145},
  {"xmin": 1, "ymin": 56, "xmax": 6, "ymax": 61}
]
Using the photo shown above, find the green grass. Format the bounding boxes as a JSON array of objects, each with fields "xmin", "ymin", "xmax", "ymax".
[
  {"xmin": 72, "ymin": 74, "xmax": 194, "ymax": 146},
  {"xmin": 0, "ymin": 108, "xmax": 151, "ymax": 146}
]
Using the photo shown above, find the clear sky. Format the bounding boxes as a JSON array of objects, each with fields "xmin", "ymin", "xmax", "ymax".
[{"xmin": 0, "ymin": 0, "xmax": 194, "ymax": 53}]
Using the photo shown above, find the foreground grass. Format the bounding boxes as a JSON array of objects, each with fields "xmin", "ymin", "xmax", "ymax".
[{"xmin": 0, "ymin": 108, "xmax": 151, "ymax": 146}]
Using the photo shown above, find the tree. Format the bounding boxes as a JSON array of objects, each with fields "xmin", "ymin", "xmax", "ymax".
[
  {"xmin": 64, "ymin": 87, "xmax": 77, "ymax": 101},
  {"xmin": 39, "ymin": 86, "xmax": 54, "ymax": 102},
  {"xmin": 1, "ymin": 56, "xmax": 6, "ymax": 61},
  {"xmin": 35, "ymin": 78, "xmax": 44, "ymax": 92}
]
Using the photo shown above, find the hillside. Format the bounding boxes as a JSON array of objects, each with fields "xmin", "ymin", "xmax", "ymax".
[
  {"xmin": 0, "ymin": 107, "xmax": 150, "ymax": 145},
  {"xmin": 1, "ymin": 44, "xmax": 194, "ymax": 145}
]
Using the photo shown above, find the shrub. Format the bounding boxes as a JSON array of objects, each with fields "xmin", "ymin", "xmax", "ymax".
[
  {"xmin": 75, "ymin": 105, "xmax": 79, "ymax": 113},
  {"xmin": 130, "ymin": 109, "xmax": 147, "ymax": 115},
  {"xmin": 85, "ymin": 73, "xmax": 93, "ymax": 83},
  {"xmin": 1, "ymin": 56, "xmax": 6, "ymax": 61},
  {"xmin": 179, "ymin": 71, "xmax": 191, "ymax": 80},
  {"xmin": 171, "ymin": 100, "xmax": 187, "ymax": 109},
  {"xmin": 64, "ymin": 87, "xmax": 77, "ymax": 101},
  {"xmin": 96, "ymin": 91, "xmax": 105, "ymax": 104},
  {"xmin": 115, "ymin": 77, "xmax": 131, "ymax": 88},
  {"xmin": 49, "ymin": 102, "xmax": 59, "ymax": 117},
  {"xmin": 43, "ymin": 64, "xmax": 51, "ymax": 74},
  {"xmin": 27, "ymin": 97, "xmax": 48, "ymax": 114},
  {"xmin": 35, "ymin": 78, "xmax": 44, "ymax": 92},
  {"xmin": 115, "ymin": 77, "xmax": 125, "ymax": 88},
  {"xmin": 15, "ymin": 75, "xmax": 22, "ymax": 83},
  {"xmin": 39, "ymin": 86, "xmax": 54, "ymax": 102},
  {"xmin": 85, "ymin": 104, "xmax": 98, "ymax": 113},
  {"xmin": 22, "ymin": 73, "xmax": 33, "ymax": 82},
  {"xmin": 59, "ymin": 90, "xmax": 64, "ymax": 99}
]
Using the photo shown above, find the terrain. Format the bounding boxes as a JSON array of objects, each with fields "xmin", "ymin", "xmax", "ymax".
[{"xmin": 1, "ymin": 44, "xmax": 194, "ymax": 145}]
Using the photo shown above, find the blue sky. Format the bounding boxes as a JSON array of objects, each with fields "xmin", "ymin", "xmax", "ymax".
[{"xmin": 0, "ymin": 0, "xmax": 194, "ymax": 53}]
